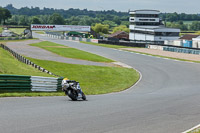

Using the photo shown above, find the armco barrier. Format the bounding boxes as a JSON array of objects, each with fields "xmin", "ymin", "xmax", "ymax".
[
  {"xmin": 0, "ymin": 75, "xmax": 63, "ymax": 92},
  {"xmin": 0, "ymin": 75, "xmax": 31, "ymax": 92},
  {"xmin": 0, "ymin": 44, "xmax": 59, "ymax": 77},
  {"xmin": 31, "ymin": 76, "xmax": 63, "ymax": 91},
  {"xmin": 0, "ymin": 36, "xmax": 32, "ymax": 41}
]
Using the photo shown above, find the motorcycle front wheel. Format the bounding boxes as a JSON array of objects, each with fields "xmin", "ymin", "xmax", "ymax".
[{"xmin": 82, "ymin": 92, "xmax": 86, "ymax": 100}]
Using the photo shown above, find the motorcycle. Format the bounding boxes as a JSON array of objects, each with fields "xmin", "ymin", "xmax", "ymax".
[{"xmin": 62, "ymin": 80, "xmax": 86, "ymax": 101}]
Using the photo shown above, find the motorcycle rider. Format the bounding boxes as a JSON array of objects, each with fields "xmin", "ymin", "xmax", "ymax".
[{"xmin": 62, "ymin": 78, "xmax": 82, "ymax": 97}]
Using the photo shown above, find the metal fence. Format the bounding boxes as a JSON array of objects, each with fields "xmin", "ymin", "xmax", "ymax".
[
  {"xmin": 46, "ymin": 33, "xmax": 148, "ymax": 47},
  {"xmin": 0, "ymin": 75, "xmax": 31, "ymax": 92},
  {"xmin": 0, "ymin": 44, "xmax": 59, "ymax": 77},
  {"xmin": 0, "ymin": 75, "xmax": 63, "ymax": 92},
  {"xmin": 31, "ymin": 76, "xmax": 62, "ymax": 91},
  {"xmin": 0, "ymin": 36, "xmax": 32, "ymax": 41}
]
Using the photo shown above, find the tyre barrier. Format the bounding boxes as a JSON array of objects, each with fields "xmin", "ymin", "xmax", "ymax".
[
  {"xmin": 163, "ymin": 46, "xmax": 200, "ymax": 55},
  {"xmin": 0, "ymin": 75, "xmax": 63, "ymax": 92},
  {"xmin": 0, "ymin": 44, "xmax": 59, "ymax": 77}
]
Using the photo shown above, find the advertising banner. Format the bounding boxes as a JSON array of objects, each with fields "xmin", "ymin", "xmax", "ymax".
[{"xmin": 31, "ymin": 24, "xmax": 91, "ymax": 32}]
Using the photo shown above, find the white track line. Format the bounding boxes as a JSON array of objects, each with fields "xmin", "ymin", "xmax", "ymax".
[
  {"xmin": 117, "ymin": 49, "xmax": 198, "ymax": 64},
  {"xmin": 182, "ymin": 124, "xmax": 200, "ymax": 133}
]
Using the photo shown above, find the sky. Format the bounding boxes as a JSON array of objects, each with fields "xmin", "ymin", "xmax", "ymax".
[{"xmin": 0, "ymin": 0, "xmax": 200, "ymax": 14}]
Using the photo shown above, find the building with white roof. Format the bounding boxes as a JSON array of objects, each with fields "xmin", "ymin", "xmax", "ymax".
[
  {"xmin": 192, "ymin": 36, "xmax": 200, "ymax": 48},
  {"xmin": 129, "ymin": 10, "xmax": 180, "ymax": 42}
]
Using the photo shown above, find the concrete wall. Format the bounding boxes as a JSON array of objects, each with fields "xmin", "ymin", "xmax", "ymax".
[
  {"xmin": 154, "ymin": 36, "xmax": 180, "ymax": 41},
  {"xmin": 193, "ymin": 40, "xmax": 200, "ymax": 48},
  {"xmin": 148, "ymin": 45, "xmax": 164, "ymax": 50},
  {"xmin": 134, "ymin": 33, "xmax": 154, "ymax": 41}
]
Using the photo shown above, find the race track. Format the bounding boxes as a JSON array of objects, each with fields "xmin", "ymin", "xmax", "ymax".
[{"xmin": 1, "ymin": 34, "xmax": 200, "ymax": 133}]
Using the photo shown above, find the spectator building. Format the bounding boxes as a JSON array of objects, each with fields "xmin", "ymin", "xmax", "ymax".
[{"xmin": 129, "ymin": 10, "xmax": 180, "ymax": 42}]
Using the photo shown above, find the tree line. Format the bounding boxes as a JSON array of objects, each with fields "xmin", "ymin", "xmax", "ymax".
[
  {"xmin": 2, "ymin": 4, "xmax": 200, "ymax": 32},
  {"xmin": 5, "ymin": 4, "xmax": 200, "ymax": 21}
]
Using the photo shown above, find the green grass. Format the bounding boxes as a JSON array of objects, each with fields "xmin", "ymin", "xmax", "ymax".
[
  {"xmin": 166, "ymin": 21, "xmax": 193, "ymax": 25},
  {"xmin": 30, "ymin": 41, "xmax": 113, "ymax": 62},
  {"xmin": 180, "ymin": 31, "xmax": 200, "ymax": 36},
  {"xmin": 183, "ymin": 21, "xmax": 193, "ymax": 25},
  {"xmin": 0, "ymin": 92, "xmax": 65, "ymax": 97},
  {"xmin": 0, "ymin": 47, "xmax": 54, "ymax": 77},
  {"xmin": 35, "ymin": 31, "xmax": 45, "ymax": 34},
  {"xmin": 187, "ymin": 128, "xmax": 200, "ymax": 133},
  {"xmin": 80, "ymin": 41, "xmax": 134, "ymax": 49},
  {"xmin": 9, "ymin": 28, "xmax": 26, "ymax": 35},
  {"xmin": 0, "ymin": 26, "xmax": 3, "ymax": 33},
  {"xmin": 25, "ymin": 57, "xmax": 139, "ymax": 95},
  {"xmin": 0, "ymin": 47, "xmax": 139, "ymax": 97}
]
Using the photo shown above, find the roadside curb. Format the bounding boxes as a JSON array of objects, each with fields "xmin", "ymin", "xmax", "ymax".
[{"xmin": 111, "ymin": 62, "xmax": 133, "ymax": 68}]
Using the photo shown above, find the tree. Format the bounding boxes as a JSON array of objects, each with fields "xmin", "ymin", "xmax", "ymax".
[
  {"xmin": 166, "ymin": 22, "xmax": 189, "ymax": 31},
  {"xmin": 0, "ymin": 7, "xmax": 12, "ymax": 24},
  {"xmin": 92, "ymin": 23, "xmax": 109, "ymax": 34},
  {"xmin": 112, "ymin": 25, "xmax": 130, "ymax": 33},
  {"xmin": 18, "ymin": 15, "xmax": 30, "ymax": 25},
  {"xmin": 113, "ymin": 16, "xmax": 121, "ymax": 25},
  {"xmin": 190, "ymin": 21, "xmax": 200, "ymax": 31},
  {"xmin": 31, "ymin": 17, "xmax": 41, "ymax": 24},
  {"xmin": 102, "ymin": 20, "xmax": 117, "ymax": 27},
  {"xmin": 48, "ymin": 13, "xmax": 65, "ymax": 25},
  {"xmin": 120, "ymin": 21, "xmax": 129, "ymax": 27}
]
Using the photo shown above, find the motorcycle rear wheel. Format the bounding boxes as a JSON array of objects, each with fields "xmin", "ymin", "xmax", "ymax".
[{"xmin": 68, "ymin": 90, "xmax": 77, "ymax": 101}]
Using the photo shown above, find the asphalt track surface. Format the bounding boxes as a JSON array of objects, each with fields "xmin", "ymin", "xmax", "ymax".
[{"xmin": 1, "ymin": 34, "xmax": 200, "ymax": 133}]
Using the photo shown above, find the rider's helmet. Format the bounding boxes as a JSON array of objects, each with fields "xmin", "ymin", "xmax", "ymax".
[
  {"xmin": 63, "ymin": 77, "xmax": 69, "ymax": 80},
  {"xmin": 62, "ymin": 78, "xmax": 70, "ymax": 91}
]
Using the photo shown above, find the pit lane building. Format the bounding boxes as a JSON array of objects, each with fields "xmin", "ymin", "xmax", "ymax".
[{"xmin": 129, "ymin": 10, "xmax": 180, "ymax": 42}]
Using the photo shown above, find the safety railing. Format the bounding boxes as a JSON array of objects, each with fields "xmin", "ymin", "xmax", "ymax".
[{"xmin": 0, "ymin": 75, "xmax": 63, "ymax": 92}]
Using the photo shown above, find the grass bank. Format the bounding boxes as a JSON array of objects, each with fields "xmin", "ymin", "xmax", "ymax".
[
  {"xmin": 25, "ymin": 57, "xmax": 139, "ymax": 95},
  {"xmin": 0, "ymin": 41, "xmax": 139, "ymax": 97},
  {"xmin": 187, "ymin": 128, "xmax": 200, "ymax": 133},
  {"xmin": 34, "ymin": 31, "xmax": 45, "ymax": 34},
  {"xmin": 9, "ymin": 28, "xmax": 26, "ymax": 35},
  {"xmin": 0, "ymin": 47, "xmax": 53, "ymax": 77},
  {"xmin": 30, "ymin": 41, "xmax": 113, "ymax": 62}
]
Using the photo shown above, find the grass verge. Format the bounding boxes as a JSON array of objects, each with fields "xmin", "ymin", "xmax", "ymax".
[
  {"xmin": 0, "ymin": 92, "xmax": 64, "ymax": 97},
  {"xmin": 9, "ymin": 28, "xmax": 26, "ymax": 35},
  {"xmin": 30, "ymin": 41, "xmax": 113, "ymax": 62},
  {"xmin": 24, "ymin": 57, "xmax": 140, "ymax": 95},
  {"xmin": 0, "ymin": 47, "xmax": 54, "ymax": 77},
  {"xmin": 35, "ymin": 31, "xmax": 45, "ymax": 34},
  {"xmin": 187, "ymin": 129, "xmax": 200, "ymax": 133},
  {"xmin": 0, "ymin": 41, "xmax": 139, "ymax": 97}
]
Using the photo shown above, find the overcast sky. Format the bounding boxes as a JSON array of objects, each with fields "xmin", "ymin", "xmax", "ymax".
[{"xmin": 0, "ymin": 0, "xmax": 200, "ymax": 13}]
